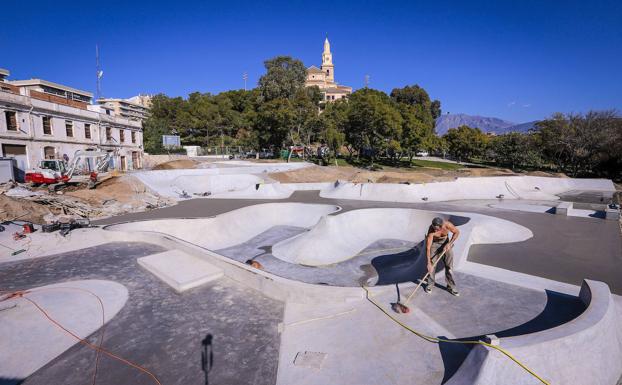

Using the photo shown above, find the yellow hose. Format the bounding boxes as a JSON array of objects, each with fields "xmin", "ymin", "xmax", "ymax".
[{"xmin": 362, "ymin": 286, "xmax": 550, "ymax": 385}]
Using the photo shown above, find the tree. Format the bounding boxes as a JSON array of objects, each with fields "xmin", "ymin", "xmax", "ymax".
[
  {"xmin": 443, "ymin": 125, "xmax": 489, "ymax": 162},
  {"xmin": 398, "ymin": 104, "xmax": 436, "ymax": 161},
  {"xmin": 324, "ymin": 125, "xmax": 345, "ymax": 165},
  {"xmin": 346, "ymin": 88, "xmax": 403, "ymax": 166},
  {"xmin": 491, "ymin": 132, "xmax": 542, "ymax": 170},
  {"xmin": 535, "ymin": 110, "xmax": 621, "ymax": 178},
  {"xmin": 258, "ymin": 56, "xmax": 307, "ymax": 101},
  {"xmin": 390, "ymin": 85, "xmax": 440, "ymax": 126},
  {"xmin": 254, "ymin": 99, "xmax": 296, "ymax": 149}
]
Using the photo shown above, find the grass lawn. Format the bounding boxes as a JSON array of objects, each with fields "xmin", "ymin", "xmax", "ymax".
[{"xmin": 334, "ymin": 157, "xmax": 467, "ymax": 171}]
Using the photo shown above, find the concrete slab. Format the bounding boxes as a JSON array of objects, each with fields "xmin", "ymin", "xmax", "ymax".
[
  {"xmin": 0, "ymin": 242, "xmax": 283, "ymax": 385},
  {"xmin": 555, "ymin": 201, "xmax": 572, "ymax": 215},
  {"xmin": 137, "ymin": 250, "xmax": 223, "ymax": 292},
  {"xmin": 0, "ymin": 280, "xmax": 128, "ymax": 382}
]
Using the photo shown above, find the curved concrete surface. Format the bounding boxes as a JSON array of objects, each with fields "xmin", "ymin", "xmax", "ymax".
[
  {"xmin": 272, "ymin": 208, "xmax": 533, "ymax": 267},
  {"xmin": 0, "ymin": 280, "xmax": 128, "ymax": 382},
  {"xmin": 106, "ymin": 203, "xmax": 340, "ymax": 250},
  {"xmin": 272, "ymin": 208, "xmax": 455, "ymax": 265},
  {"xmin": 134, "ymin": 161, "xmax": 312, "ymax": 198},
  {"xmin": 134, "ymin": 170, "xmax": 264, "ymax": 198},
  {"xmin": 207, "ymin": 182, "xmax": 294, "ymax": 199},
  {"xmin": 319, "ymin": 176, "xmax": 615, "ymax": 203},
  {"xmin": 446, "ymin": 279, "xmax": 622, "ymax": 385}
]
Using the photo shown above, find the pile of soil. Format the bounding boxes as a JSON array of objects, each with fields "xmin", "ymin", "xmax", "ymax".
[
  {"xmin": 152, "ymin": 159, "xmax": 200, "ymax": 170},
  {"xmin": 0, "ymin": 194, "xmax": 52, "ymax": 224},
  {"xmin": 66, "ymin": 175, "xmax": 172, "ymax": 212},
  {"xmin": 269, "ymin": 164, "xmax": 521, "ymax": 184}
]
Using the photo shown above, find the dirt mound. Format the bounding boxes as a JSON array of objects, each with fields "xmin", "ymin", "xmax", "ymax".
[
  {"xmin": 66, "ymin": 175, "xmax": 171, "ymax": 211},
  {"xmin": 0, "ymin": 194, "xmax": 52, "ymax": 224},
  {"xmin": 270, "ymin": 165, "xmax": 488, "ymax": 184},
  {"xmin": 152, "ymin": 159, "xmax": 200, "ymax": 170}
]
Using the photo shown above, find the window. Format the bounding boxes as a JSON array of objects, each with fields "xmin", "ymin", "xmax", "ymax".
[
  {"xmin": 65, "ymin": 120, "xmax": 73, "ymax": 137},
  {"xmin": 42, "ymin": 116, "xmax": 52, "ymax": 135},
  {"xmin": 131, "ymin": 131, "xmax": 136, "ymax": 144},
  {"xmin": 84, "ymin": 123, "xmax": 91, "ymax": 139},
  {"xmin": 106, "ymin": 127, "xmax": 112, "ymax": 141},
  {"xmin": 120, "ymin": 129, "xmax": 125, "ymax": 142},
  {"xmin": 5, "ymin": 111, "xmax": 17, "ymax": 131},
  {"xmin": 44, "ymin": 146, "xmax": 55, "ymax": 159}
]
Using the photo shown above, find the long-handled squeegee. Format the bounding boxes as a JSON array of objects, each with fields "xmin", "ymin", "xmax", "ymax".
[{"xmin": 391, "ymin": 247, "xmax": 447, "ymax": 314}]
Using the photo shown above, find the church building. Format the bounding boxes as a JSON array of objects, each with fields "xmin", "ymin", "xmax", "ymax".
[{"xmin": 305, "ymin": 38, "xmax": 352, "ymax": 102}]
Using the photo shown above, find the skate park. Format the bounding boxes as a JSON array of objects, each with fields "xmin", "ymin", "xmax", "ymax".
[{"xmin": 1, "ymin": 163, "xmax": 621, "ymax": 385}]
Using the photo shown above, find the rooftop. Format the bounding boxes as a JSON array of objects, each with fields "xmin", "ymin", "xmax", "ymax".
[{"xmin": 8, "ymin": 78, "xmax": 93, "ymax": 98}]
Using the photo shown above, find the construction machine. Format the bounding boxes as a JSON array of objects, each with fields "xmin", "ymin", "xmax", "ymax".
[{"xmin": 25, "ymin": 148, "xmax": 116, "ymax": 190}]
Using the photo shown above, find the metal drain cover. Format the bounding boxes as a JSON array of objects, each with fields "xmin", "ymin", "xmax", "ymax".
[{"xmin": 294, "ymin": 351, "xmax": 327, "ymax": 369}]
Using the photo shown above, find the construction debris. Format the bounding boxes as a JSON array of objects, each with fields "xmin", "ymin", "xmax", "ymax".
[{"xmin": 0, "ymin": 176, "xmax": 173, "ymax": 224}]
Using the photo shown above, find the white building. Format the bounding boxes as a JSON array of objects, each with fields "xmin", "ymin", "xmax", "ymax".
[
  {"xmin": 97, "ymin": 94, "xmax": 151, "ymax": 122},
  {"xmin": 0, "ymin": 69, "xmax": 143, "ymax": 181}
]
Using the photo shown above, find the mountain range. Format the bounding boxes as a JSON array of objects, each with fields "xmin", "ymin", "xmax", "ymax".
[{"xmin": 435, "ymin": 113, "xmax": 538, "ymax": 135}]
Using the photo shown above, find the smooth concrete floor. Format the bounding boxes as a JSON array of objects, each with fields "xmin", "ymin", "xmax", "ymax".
[
  {"xmin": 94, "ymin": 191, "xmax": 622, "ymax": 294},
  {"xmin": 216, "ymin": 226, "xmax": 419, "ymax": 286},
  {"xmin": 0, "ymin": 242, "xmax": 283, "ymax": 385}
]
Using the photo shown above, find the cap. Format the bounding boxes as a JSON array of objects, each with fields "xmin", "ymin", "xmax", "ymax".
[{"xmin": 432, "ymin": 217, "xmax": 444, "ymax": 227}]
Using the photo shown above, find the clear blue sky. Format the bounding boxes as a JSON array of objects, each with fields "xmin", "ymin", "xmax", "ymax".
[{"xmin": 2, "ymin": 0, "xmax": 621, "ymax": 123}]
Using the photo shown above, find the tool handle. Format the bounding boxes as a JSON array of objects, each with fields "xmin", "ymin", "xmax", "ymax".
[{"xmin": 403, "ymin": 247, "xmax": 447, "ymax": 305}]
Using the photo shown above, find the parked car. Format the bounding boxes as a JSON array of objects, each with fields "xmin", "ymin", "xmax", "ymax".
[{"xmin": 415, "ymin": 150, "xmax": 429, "ymax": 157}]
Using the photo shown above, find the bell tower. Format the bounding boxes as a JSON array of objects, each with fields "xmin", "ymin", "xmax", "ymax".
[{"xmin": 320, "ymin": 37, "xmax": 334, "ymax": 83}]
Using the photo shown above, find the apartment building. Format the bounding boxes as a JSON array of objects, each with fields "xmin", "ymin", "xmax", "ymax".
[
  {"xmin": 0, "ymin": 69, "xmax": 143, "ymax": 181},
  {"xmin": 98, "ymin": 94, "xmax": 151, "ymax": 122}
]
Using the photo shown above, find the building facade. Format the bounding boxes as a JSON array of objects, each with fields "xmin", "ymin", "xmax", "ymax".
[
  {"xmin": 0, "ymin": 69, "xmax": 143, "ymax": 181},
  {"xmin": 97, "ymin": 94, "xmax": 151, "ymax": 122},
  {"xmin": 305, "ymin": 38, "xmax": 352, "ymax": 102}
]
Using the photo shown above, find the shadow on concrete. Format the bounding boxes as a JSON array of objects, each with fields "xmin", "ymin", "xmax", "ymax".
[
  {"xmin": 372, "ymin": 243, "xmax": 426, "ymax": 286},
  {"xmin": 0, "ymin": 378, "xmax": 21, "ymax": 385},
  {"xmin": 437, "ymin": 289, "xmax": 586, "ymax": 383},
  {"xmin": 372, "ymin": 215, "xmax": 469, "ymax": 286},
  {"xmin": 494, "ymin": 290, "xmax": 585, "ymax": 337},
  {"xmin": 201, "ymin": 334, "xmax": 214, "ymax": 385}
]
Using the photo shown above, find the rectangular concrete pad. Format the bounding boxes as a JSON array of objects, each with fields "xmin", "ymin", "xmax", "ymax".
[{"xmin": 138, "ymin": 250, "xmax": 223, "ymax": 292}]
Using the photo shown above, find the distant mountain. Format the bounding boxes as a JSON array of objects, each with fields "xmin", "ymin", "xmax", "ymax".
[
  {"xmin": 504, "ymin": 121, "xmax": 539, "ymax": 133},
  {"xmin": 435, "ymin": 113, "xmax": 538, "ymax": 135}
]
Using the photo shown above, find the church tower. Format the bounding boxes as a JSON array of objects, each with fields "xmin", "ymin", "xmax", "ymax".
[{"xmin": 320, "ymin": 37, "xmax": 335, "ymax": 83}]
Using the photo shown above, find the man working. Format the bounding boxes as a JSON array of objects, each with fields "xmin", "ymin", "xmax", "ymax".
[{"xmin": 424, "ymin": 217, "xmax": 460, "ymax": 296}]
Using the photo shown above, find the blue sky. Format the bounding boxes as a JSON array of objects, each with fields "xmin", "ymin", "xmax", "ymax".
[{"xmin": 2, "ymin": 0, "xmax": 621, "ymax": 123}]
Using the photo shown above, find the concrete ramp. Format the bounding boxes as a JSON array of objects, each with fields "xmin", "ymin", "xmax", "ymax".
[
  {"xmin": 138, "ymin": 250, "xmax": 223, "ymax": 292},
  {"xmin": 106, "ymin": 203, "xmax": 340, "ymax": 250},
  {"xmin": 272, "ymin": 208, "xmax": 449, "ymax": 266},
  {"xmin": 271, "ymin": 208, "xmax": 532, "ymax": 267},
  {"xmin": 208, "ymin": 182, "xmax": 294, "ymax": 199},
  {"xmin": 319, "ymin": 176, "xmax": 616, "ymax": 203},
  {"xmin": 446, "ymin": 279, "xmax": 622, "ymax": 385}
]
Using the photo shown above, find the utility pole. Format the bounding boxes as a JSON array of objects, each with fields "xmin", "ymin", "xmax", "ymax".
[
  {"xmin": 364, "ymin": 74, "xmax": 370, "ymax": 88},
  {"xmin": 243, "ymin": 72, "xmax": 248, "ymax": 91},
  {"xmin": 95, "ymin": 44, "xmax": 103, "ymax": 101}
]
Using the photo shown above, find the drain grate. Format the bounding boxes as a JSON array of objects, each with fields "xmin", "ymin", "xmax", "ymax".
[{"xmin": 294, "ymin": 351, "xmax": 327, "ymax": 369}]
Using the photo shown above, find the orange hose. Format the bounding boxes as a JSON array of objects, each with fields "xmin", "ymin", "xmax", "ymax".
[{"xmin": 2, "ymin": 288, "xmax": 162, "ymax": 385}]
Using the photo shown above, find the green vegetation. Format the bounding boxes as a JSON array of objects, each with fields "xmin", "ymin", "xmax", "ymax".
[
  {"xmin": 440, "ymin": 111, "xmax": 622, "ymax": 180},
  {"xmin": 144, "ymin": 55, "xmax": 441, "ymax": 165},
  {"xmin": 144, "ymin": 54, "xmax": 621, "ymax": 181},
  {"xmin": 334, "ymin": 156, "xmax": 464, "ymax": 171}
]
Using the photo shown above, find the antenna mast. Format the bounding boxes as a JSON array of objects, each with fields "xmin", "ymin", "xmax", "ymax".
[{"xmin": 95, "ymin": 44, "xmax": 102, "ymax": 101}]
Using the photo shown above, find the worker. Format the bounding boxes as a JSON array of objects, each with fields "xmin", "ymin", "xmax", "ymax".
[{"xmin": 424, "ymin": 217, "xmax": 460, "ymax": 296}]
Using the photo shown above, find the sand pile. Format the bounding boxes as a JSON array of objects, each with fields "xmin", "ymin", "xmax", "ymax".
[{"xmin": 152, "ymin": 159, "xmax": 200, "ymax": 170}]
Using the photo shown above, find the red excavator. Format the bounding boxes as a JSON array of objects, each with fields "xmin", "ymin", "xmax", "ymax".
[{"xmin": 25, "ymin": 148, "xmax": 116, "ymax": 190}]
